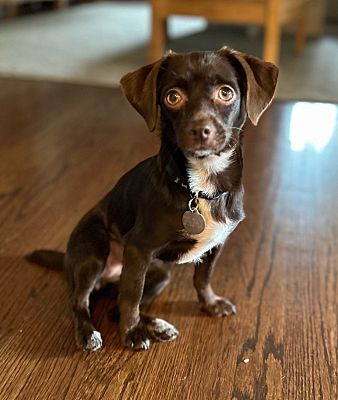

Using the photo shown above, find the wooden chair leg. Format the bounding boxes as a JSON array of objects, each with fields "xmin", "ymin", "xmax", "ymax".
[
  {"xmin": 149, "ymin": 6, "xmax": 167, "ymax": 63},
  {"xmin": 295, "ymin": 3, "xmax": 306, "ymax": 56},
  {"xmin": 54, "ymin": 0, "xmax": 68, "ymax": 10},
  {"xmin": 263, "ymin": 0, "xmax": 282, "ymax": 64},
  {"xmin": 5, "ymin": 3, "xmax": 18, "ymax": 18}
]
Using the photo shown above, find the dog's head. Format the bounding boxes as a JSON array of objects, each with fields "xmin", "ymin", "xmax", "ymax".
[{"xmin": 120, "ymin": 47, "xmax": 278, "ymax": 158}]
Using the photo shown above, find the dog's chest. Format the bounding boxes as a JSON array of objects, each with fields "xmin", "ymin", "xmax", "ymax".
[
  {"xmin": 177, "ymin": 151, "xmax": 238, "ymax": 264},
  {"xmin": 177, "ymin": 199, "xmax": 237, "ymax": 264}
]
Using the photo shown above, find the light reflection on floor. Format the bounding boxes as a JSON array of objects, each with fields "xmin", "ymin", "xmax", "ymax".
[{"xmin": 289, "ymin": 102, "xmax": 337, "ymax": 153}]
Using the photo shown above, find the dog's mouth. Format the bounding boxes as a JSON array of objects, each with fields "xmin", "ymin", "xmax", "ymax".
[
  {"xmin": 184, "ymin": 140, "xmax": 229, "ymax": 158},
  {"xmin": 185, "ymin": 148, "xmax": 215, "ymax": 158}
]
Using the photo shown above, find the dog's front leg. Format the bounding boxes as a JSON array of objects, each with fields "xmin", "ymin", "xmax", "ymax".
[
  {"xmin": 119, "ymin": 243, "xmax": 179, "ymax": 351},
  {"xmin": 194, "ymin": 246, "xmax": 236, "ymax": 317}
]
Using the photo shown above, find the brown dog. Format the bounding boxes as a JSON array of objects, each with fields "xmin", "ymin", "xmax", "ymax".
[{"xmin": 27, "ymin": 46, "xmax": 278, "ymax": 351}]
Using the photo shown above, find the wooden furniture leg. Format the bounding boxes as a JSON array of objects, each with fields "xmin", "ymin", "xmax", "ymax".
[
  {"xmin": 263, "ymin": 0, "xmax": 281, "ymax": 64},
  {"xmin": 5, "ymin": 3, "xmax": 18, "ymax": 18},
  {"xmin": 149, "ymin": 6, "xmax": 167, "ymax": 62},
  {"xmin": 54, "ymin": 0, "xmax": 68, "ymax": 10},
  {"xmin": 295, "ymin": 3, "xmax": 306, "ymax": 56}
]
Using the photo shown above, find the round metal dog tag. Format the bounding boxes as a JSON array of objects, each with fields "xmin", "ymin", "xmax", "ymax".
[{"xmin": 182, "ymin": 210, "xmax": 206, "ymax": 235}]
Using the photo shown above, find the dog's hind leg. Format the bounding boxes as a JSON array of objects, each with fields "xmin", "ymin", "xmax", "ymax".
[
  {"xmin": 70, "ymin": 258, "xmax": 105, "ymax": 351},
  {"xmin": 66, "ymin": 213, "xmax": 112, "ymax": 351}
]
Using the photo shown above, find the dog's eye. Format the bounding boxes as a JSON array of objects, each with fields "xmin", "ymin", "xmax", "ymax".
[
  {"xmin": 217, "ymin": 85, "xmax": 235, "ymax": 103},
  {"xmin": 165, "ymin": 89, "xmax": 184, "ymax": 107}
]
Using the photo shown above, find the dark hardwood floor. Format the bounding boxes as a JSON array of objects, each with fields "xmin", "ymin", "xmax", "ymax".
[{"xmin": 0, "ymin": 78, "xmax": 337, "ymax": 400}]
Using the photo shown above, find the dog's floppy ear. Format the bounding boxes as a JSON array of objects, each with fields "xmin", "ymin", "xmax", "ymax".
[
  {"xmin": 120, "ymin": 56, "xmax": 168, "ymax": 132},
  {"xmin": 219, "ymin": 47, "xmax": 279, "ymax": 125}
]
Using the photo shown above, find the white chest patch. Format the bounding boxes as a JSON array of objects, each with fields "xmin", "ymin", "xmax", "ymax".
[
  {"xmin": 186, "ymin": 149, "xmax": 234, "ymax": 196},
  {"xmin": 177, "ymin": 149, "xmax": 238, "ymax": 264},
  {"xmin": 178, "ymin": 199, "xmax": 237, "ymax": 264}
]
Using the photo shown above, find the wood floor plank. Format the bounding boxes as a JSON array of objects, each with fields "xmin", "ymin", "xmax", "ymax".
[{"xmin": 0, "ymin": 78, "xmax": 336, "ymax": 399}]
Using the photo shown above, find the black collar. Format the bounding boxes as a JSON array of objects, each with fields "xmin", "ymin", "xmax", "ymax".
[{"xmin": 171, "ymin": 175, "xmax": 225, "ymax": 201}]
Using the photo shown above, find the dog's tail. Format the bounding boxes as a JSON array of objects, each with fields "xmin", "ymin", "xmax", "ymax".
[{"xmin": 25, "ymin": 250, "xmax": 65, "ymax": 271}]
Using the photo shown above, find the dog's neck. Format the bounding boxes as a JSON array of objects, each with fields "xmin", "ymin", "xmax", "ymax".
[
  {"xmin": 186, "ymin": 148, "xmax": 241, "ymax": 197},
  {"xmin": 158, "ymin": 136, "xmax": 243, "ymax": 197},
  {"xmin": 159, "ymin": 137, "xmax": 188, "ymax": 188}
]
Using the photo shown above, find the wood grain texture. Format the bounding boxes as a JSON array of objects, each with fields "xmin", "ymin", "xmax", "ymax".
[{"xmin": 0, "ymin": 78, "xmax": 337, "ymax": 400}]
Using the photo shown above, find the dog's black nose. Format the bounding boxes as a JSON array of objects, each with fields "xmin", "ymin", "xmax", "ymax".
[{"xmin": 191, "ymin": 125, "xmax": 215, "ymax": 140}]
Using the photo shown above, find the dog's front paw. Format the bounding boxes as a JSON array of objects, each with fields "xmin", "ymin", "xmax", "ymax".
[
  {"xmin": 142, "ymin": 316, "xmax": 179, "ymax": 342},
  {"xmin": 76, "ymin": 329, "xmax": 103, "ymax": 352},
  {"xmin": 121, "ymin": 316, "xmax": 179, "ymax": 351},
  {"xmin": 122, "ymin": 324, "xmax": 151, "ymax": 351},
  {"xmin": 201, "ymin": 297, "xmax": 236, "ymax": 317}
]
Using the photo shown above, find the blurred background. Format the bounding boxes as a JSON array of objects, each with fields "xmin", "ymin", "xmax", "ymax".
[{"xmin": 0, "ymin": 0, "xmax": 337, "ymax": 102}]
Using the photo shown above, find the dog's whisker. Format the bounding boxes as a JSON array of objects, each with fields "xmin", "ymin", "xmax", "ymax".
[{"xmin": 229, "ymin": 126, "xmax": 244, "ymax": 132}]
